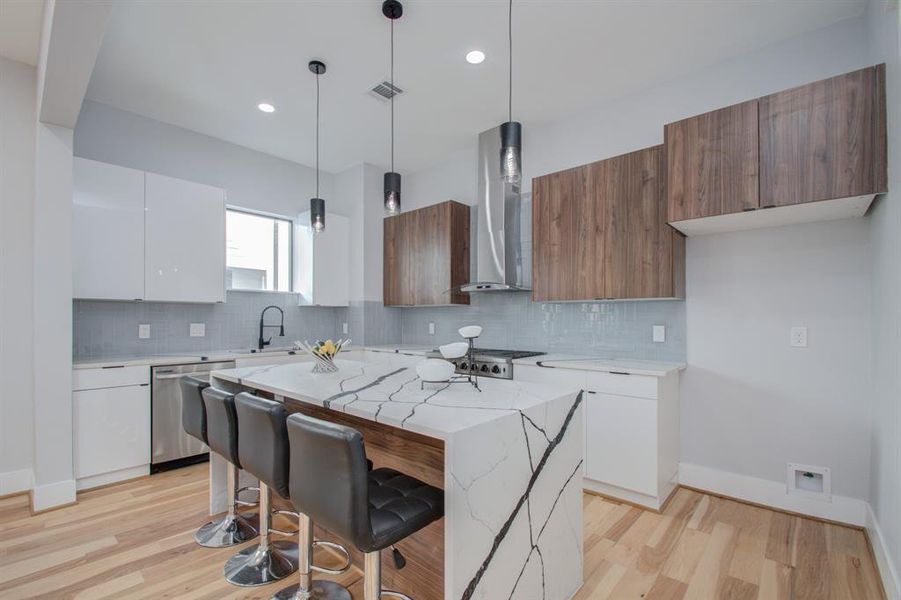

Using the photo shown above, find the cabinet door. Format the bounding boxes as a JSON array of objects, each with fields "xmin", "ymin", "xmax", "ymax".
[
  {"xmin": 74, "ymin": 384, "xmax": 151, "ymax": 479},
  {"xmin": 759, "ymin": 65, "xmax": 887, "ymax": 207},
  {"xmin": 585, "ymin": 392, "xmax": 657, "ymax": 496},
  {"xmin": 383, "ymin": 211, "xmax": 410, "ymax": 305},
  {"xmin": 532, "ymin": 166, "xmax": 601, "ymax": 301},
  {"xmin": 666, "ymin": 100, "xmax": 759, "ymax": 222},
  {"xmin": 144, "ymin": 173, "xmax": 225, "ymax": 303},
  {"xmin": 72, "ymin": 158, "xmax": 145, "ymax": 300}
]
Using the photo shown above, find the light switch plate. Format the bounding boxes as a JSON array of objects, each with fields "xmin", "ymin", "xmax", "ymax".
[
  {"xmin": 652, "ymin": 325, "xmax": 666, "ymax": 343},
  {"xmin": 342, "ymin": 322, "xmax": 348, "ymax": 335},
  {"xmin": 790, "ymin": 326, "xmax": 808, "ymax": 347},
  {"xmin": 138, "ymin": 324, "xmax": 151, "ymax": 339},
  {"xmin": 189, "ymin": 323, "xmax": 205, "ymax": 337},
  {"xmin": 428, "ymin": 322, "xmax": 436, "ymax": 335}
]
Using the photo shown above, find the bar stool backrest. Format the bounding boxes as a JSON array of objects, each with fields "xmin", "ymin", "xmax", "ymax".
[
  {"xmin": 180, "ymin": 375, "xmax": 209, "ymax": 444},
  {"xmin": 202, "ymin": 387, "xmax": 242, "ymax": 468},
  {"xmin": 285, "ymin": 413, "xmax": 371, "ymax": 552},
  {"xmin": 234, "ymin": 392, "xmax": 291, "ymax": 498}
]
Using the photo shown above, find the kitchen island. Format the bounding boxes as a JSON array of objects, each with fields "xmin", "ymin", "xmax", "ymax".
[{"xmin": 210, "ymin": 350, "xmax": 583, "ymax": 600}]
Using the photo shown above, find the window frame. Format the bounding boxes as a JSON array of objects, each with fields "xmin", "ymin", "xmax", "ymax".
[{"xmin": 225, "ymin": 206, "xmax": 294, "ymax": 294}]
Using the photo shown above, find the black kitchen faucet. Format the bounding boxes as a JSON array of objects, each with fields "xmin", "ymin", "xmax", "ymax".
[{"xmin": 258, "ymin": 305, "xmax": 285, "ymax": 350}]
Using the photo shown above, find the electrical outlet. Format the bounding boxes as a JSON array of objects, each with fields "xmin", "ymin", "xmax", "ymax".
[
  {"xmin": 189, "ymin": 323, "xmax": 205, "ymax": 337},
  {"xmin": 790, "ymin": 326, "xmax": 808, "ymax": 348},
  {"xmin": 342, "ymin": 322, "xmax": 348, "ymax": 335},
  {"xmin": 138, "ymin": 324, "xmax": 151, "ymax": 339},
  {"xmin": 428, "ymin": 322, "xmax": 436, "ymax": 335},
  {"xmin": 652, "ymin": 325, "xmax": 666, "ymax": 343}
]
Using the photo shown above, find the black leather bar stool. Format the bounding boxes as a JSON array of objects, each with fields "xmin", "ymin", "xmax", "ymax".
[
  {"xmin": 221, "ymin": 391, "xmax": 301, "ymax": 586},
  {"xmin": 281, "ymin": 413, "xmax": 444, "ymax": 600},
  {"xmin": 181, "ymin": 377, "xmax": 258, "ymax": 547}
]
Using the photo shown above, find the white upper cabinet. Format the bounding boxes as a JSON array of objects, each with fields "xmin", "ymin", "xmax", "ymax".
[
  {"xmin": 144, "ymin": 172, "xmax": 226, "ymax": 303},
  {"xmin": 295, "ymin": 211, "xmax": 349, "ymax": 307},
  {"xmin": 73, "ymin": 158, "xmax": 146, "ymax": 300}
]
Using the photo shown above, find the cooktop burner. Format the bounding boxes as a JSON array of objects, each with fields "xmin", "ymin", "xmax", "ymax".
[{"xmin": 424, "ymin": 348, "xmax": 545, "ymax": 379}]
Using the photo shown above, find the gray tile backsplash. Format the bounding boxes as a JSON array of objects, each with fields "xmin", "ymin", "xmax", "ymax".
[
  {"xmin": 398, "ymin": 293, "xmax": 686, "ymax": 361},
  {"xmin": 73, "ymin": 291, "xmax": 345, "ymax": 360},
  {"xmin": 74, "ymin": 291, "xmax": 685, "ymax": 362}
]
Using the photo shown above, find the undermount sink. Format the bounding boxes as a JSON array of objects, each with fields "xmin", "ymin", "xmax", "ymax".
[{"xmin": 229, "ymin": 346, "xmax": 299, "ymax": 355}]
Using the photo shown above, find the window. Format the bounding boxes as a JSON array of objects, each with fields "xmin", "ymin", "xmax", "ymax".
[{"xmin": 226, "ymin": 209, "xmax": 292, "ymax": 292}]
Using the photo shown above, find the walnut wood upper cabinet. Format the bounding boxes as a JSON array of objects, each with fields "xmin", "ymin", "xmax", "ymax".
[
  {"xmin": 665, "ymin": 99, "xmax": 760, "ymax": 222},
  {"xmin": 666, "ymin": 64, "xmax": 886, "ymax": 235},
  {"xmin": 383, "ymin": 200, "xmax": 470, "ymax": 306},
  {"xmin": 532, "ymin": 145, "xmax": 685, "ymax": 302},
  {"xmin": 759, "ymin": 64, "xmax": 887, "ymax": 208}
]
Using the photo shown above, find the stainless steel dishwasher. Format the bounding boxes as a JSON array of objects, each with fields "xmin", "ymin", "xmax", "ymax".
[{"xmin": 150, "ymin": 360, "xmax": 235, "ymax": 472}]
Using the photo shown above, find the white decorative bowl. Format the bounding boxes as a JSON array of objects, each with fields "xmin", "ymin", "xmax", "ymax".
[
  {"xmin": 416, "ymin": 359, "xmax": 456, "ymax": 383},
  {"xmin": 458, "ymin": 325, "xmax": 482, "ymax": 339},
  {"xmin": 439, "ymin": 342, "xmax": 469, "ymax": 359}
]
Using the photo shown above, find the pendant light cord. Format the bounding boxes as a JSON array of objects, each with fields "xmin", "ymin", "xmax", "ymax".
[
  {"xmin": 315, "ymin": 70, "xmax": 320, "ymax": 198},
  {"xmin": 390, "ymin": 17, "xmax": 395, "ymax": 172},
  {"xmin": 508, "ymin": 0, "xmax": 513, "ymax": 122}
]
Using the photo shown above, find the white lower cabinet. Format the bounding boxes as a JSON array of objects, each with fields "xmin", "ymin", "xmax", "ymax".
[
  {"xmin": 515, "ymin": 364, "xmax": 680, "ymax": 510},
  {"xmin": 72, "ymin": 367, "xmax": 151, "ymax": 490}
]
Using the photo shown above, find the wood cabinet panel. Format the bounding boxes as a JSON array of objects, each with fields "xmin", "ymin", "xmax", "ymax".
[
  {"xmin": 532, "ymin": 146, "xmax": 684, "ymax": 301},
  {"xmin": 383, "ymin": 201, "xmax": 469, "ymax": 306},
  {"xmin": 759, "ymin": 64, "xmax": 888, "ymax": 207},
  {"xmin": 666, "ymin": 99, "xmax": 760, "ymax": 221}
]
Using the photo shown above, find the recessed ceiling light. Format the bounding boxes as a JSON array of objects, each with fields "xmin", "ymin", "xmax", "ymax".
[
  {"xmin": 257, "ymin": 103, "xmax": 275, "ymax": 113},
  {"xmin": 466, "ymin": 50, "xmax": 485, "ymax": 64}
]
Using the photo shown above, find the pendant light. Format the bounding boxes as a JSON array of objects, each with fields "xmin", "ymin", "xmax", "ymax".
[
  {"xmin": 500, "ymin": 0, "xmax": 522, "ymax": 187},
  {"xmin": 309, "ymin": 59, "xmax": 326, "ymax": 233},
  {"xmin": 383, "ymin": 0, "xmax": 403, "ymax": 215}
]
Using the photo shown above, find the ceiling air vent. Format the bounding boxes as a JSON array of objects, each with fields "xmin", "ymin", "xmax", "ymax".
[{"xmin": 369, "ymin": 81, "xmax": 403, "ymax": 101}]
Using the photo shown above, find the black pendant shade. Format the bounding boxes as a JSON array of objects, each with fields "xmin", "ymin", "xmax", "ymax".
[
  {"xmin": 383, "ymin": 0, "xmax": 403, "ymax": 215},
  {"xmin": 310, "ymin": 197, "xmax": 325, "ymax": 233},
  {"xmin": 500, "ymin": 120, "xmax": 522, "ymax": 187},
  {"xmin": 384, "ymin": 171, "xmax": 401, "ymax": 215}
]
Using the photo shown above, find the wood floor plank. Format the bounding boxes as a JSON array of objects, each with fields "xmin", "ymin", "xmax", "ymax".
[{"xmin": 0, "ymin": 465, "xmax": 885, "ymax": 600}]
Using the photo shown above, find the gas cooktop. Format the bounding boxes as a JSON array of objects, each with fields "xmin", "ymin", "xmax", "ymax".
[{"xmin": 424, "ymin": 348, "xmax": 545, "ymax": 380}]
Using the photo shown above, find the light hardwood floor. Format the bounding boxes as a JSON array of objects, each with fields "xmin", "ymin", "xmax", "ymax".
[{"xmin": 0, "ymin": 464, "xmax": 884, "ymax": 599}]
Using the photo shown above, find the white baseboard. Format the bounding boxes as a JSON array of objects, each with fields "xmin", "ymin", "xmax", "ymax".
[
  {"xmin": 0, "ymin": 468, "xmax": 33, "ymax": 496},
  {"xmin": 31, "ymin": 479, "xmax": 76, "ymax": 512},
  {"xmin": 867, "ymin": 503, "xmax": 901, "ymax": 600},
  {"xmin": 76, "ymin": 465, "xmax": 149, "ymax": 491},
  {"xmin": 678, "ymin": 462, "xmax": 867, "ymax": 526},
  {"xmin": 583, "ymin": 478, "xmax": 663, "ymax": 510}
]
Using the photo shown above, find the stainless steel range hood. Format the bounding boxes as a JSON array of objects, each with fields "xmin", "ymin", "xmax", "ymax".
[{"xmin": 458, "ymin": 126, "xmax": 531, "ymax": 292}]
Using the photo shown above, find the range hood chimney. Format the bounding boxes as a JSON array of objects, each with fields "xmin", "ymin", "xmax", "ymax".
[{"xmin": 457, "ymin": 126, "xmax": 531, "ymax": 292}]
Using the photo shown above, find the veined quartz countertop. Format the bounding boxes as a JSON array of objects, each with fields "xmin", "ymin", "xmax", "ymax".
[
  {"xmin": 210, "ymin": 352, "xmax": 580, "ymax": 440},
  {"xmin": 512, "ymin": 354, "xmax": 686, "ymax": 377},
  {"xmin": 72, "ymin": 346, "xmax": 362, "ymax": 369}
]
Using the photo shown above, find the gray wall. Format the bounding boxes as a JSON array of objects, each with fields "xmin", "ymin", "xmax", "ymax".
[
  {"xmin": 400, "ymin": 294, "xmax": 685, "ymax": 361},
  {"xmin": 73, "ymin": 291, "xmax": 344, "ymax": 360},
  {"xmin": 866, "ymin": 0, "xmax": 901, "ymax": 589}
]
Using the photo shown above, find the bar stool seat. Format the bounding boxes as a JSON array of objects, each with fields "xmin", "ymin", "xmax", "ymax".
[{"xmin": 366, "ymin": 469, "xmax": 444, "ymax": 552}]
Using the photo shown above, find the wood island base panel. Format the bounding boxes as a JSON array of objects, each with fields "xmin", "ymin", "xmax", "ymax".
[{"xmin": 210, "ymin": 350, "xmax": 584, "ymax": 600}]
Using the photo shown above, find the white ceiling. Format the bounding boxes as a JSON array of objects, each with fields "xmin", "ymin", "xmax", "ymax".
[
  {"xmin": 0, "ymin": 0, "xmax": 44, "ymax": 66},
  {"xmin": 85, "ymin": 0, "xmax": 866, "ymax": 175}
]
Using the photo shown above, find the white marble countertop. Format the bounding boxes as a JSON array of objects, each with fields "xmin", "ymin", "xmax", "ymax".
[
  {"xmin": 512, "ymin": 353, "xmax": 686, "ymax": 376},
  {"xmin": 72, "ymin": 347, "xmax": 318, "ymax": 369},
  {"xmin": 210, "ymin": 352, "xmax": 580, "ymax": 440}
]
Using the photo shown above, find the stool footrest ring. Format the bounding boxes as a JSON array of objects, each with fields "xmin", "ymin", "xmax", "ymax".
[
  {"xmin": 269, "ymin": 526, "xmax": 300, "ymax": 536},
  {"xmin": 311, "ymin": 540, "xmax": 352, "ymax": 575},
  {"xmin": 380, "ymin": 591, "xmax": 413, "ymax": 600}
]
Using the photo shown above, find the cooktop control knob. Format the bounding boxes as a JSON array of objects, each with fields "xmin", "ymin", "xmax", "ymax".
[{"xmin": 491, "ymin": 365, "xmax": 501, "ymax": 374}]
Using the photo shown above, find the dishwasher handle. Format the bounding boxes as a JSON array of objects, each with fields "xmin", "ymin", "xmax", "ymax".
[{"xmin": 153, "ymin": 372, "xmax": 203, "ymax": 381}]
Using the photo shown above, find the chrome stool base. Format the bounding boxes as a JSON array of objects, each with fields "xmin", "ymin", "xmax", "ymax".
[
  {"xmin": 271, "ymin": 580, "xmax": 352, "ymax": 600},
  {"xmin": 224, "ymin": 539, "xmax": 298, "ymax": 586},
  {"xmin": 194, "ymin": 512, "xmax": 259, "ymax": 548}
]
